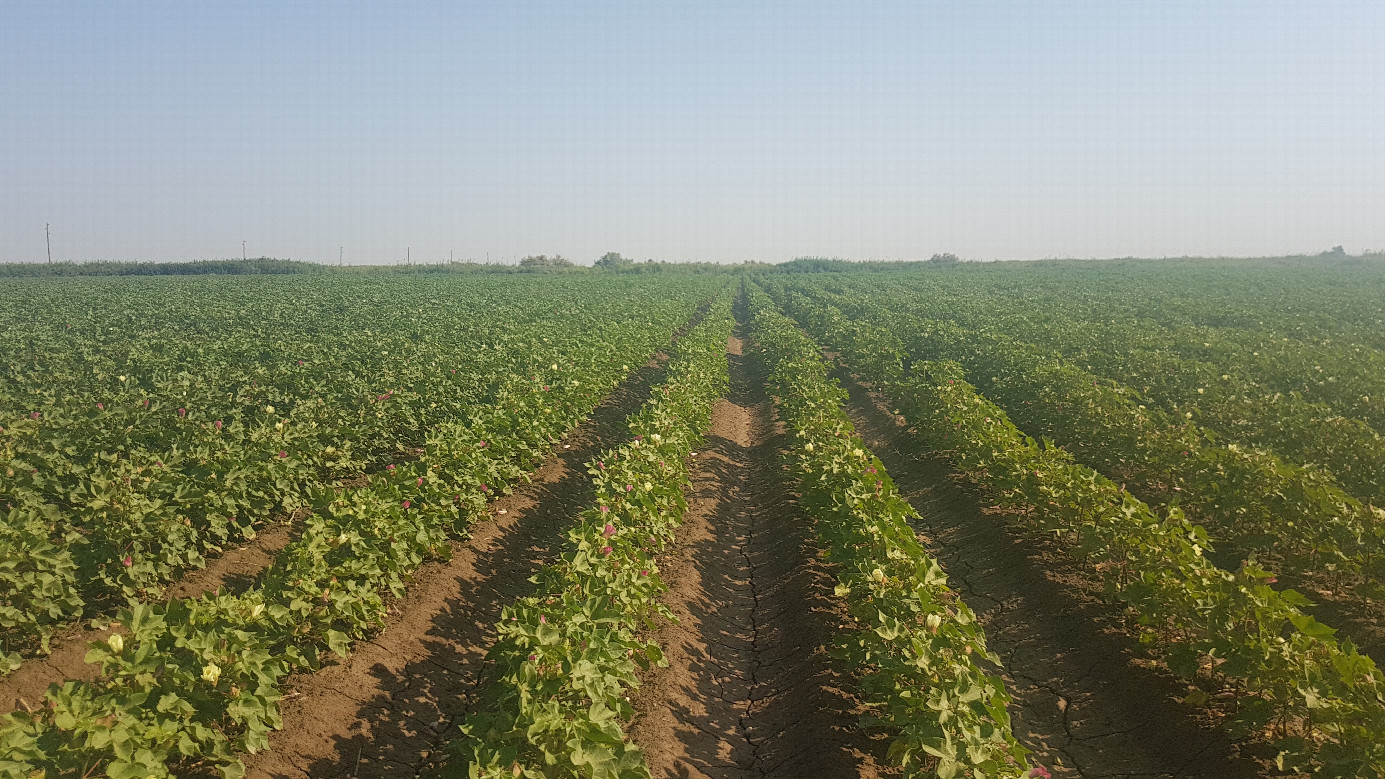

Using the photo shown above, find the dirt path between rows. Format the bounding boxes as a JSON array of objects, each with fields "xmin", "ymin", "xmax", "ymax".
[
  {"xmin": 240, "ymin": 350, "xmax": 674, "ymax": 778},
  {"xmin": 626, "ymin": 335, "xmax": 895, "ymax": 779},
  {"xmin": 835, "ymin": 371, "xmax": 1265, "ymax": 778}
]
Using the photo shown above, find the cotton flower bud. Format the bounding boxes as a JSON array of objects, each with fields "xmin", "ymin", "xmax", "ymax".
[
  {"xmin": 871, "ymin": 568, "xmax": 886, "ymax": 583},
  {"xmin": 265, "ymin": 405, "xmax": 275, "ymax": 414},
  {"xmin": 925, "ymin": 613, "xmax": 943, "ymax": 634},
  {"xmin": 804, "ymin": 442, "xmax": 814, "ymax": 452},
  {"xmin": 202, "ymin": 662, "xmax": 222, "ymax": 685},
  {"xmin": 107, "ymin": 634, "xmax": 124, "ymax": 653}
]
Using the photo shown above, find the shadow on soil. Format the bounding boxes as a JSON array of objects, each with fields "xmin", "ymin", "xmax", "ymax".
[{"xmin": 834, "ymin": 367, "xmax": 1267, "ymax": 778}]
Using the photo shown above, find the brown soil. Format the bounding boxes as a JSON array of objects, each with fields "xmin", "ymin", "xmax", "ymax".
[
  {"xmin": 626, "ymin": 335, "xmax": 895, "ymax": 779},
  {"xmin": 834, "ymin": 370, "xmax": 1266, "ymax": 778},
  {"xmin": 241, "ymin": 354, "xmax": 673, "ymax": 778},
  {"xmin": 1, "ymin": 518, "xmax": 300, "ymax": 714}
]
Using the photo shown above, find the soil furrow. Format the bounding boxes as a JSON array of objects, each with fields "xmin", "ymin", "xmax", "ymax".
[
  {"xmin": 241, "ymin": 351, "xmax": 675, "ymax": 778},
  {"xmin": 834, "ymin": 370, "xmax": 1264, "ymax": 778},
  {"xmin": 626, "ymin": 334, "xmax": 894, "ymax": 779}
]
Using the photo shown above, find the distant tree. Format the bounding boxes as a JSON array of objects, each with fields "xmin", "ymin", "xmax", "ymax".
[
  {"xmin": 518, "ymin": 254, "xmax": 575, "ymax": 271},
  {"xmin": 1322, "ymin": 245, "xmax": 1347, "ymax": 257},
  {"xmin": 928, "ymin": 252, "xmax": 961, "ymax": 265},
  {"xmin": 594, "ymin": 252, "xmax": 632, "ymax": 271}
]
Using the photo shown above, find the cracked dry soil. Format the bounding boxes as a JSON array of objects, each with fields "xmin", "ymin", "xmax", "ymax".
[
  {"xmin": 627, "ymin": 335, "xmax": 895, "ymax": 779},
  {"xmin": 836, "ymin": 372, "xmax": 1265, "ymax": 779}
]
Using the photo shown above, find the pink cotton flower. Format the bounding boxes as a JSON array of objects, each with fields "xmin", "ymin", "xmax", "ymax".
[
  {"xmin": 278, "ymin": 450, "xmax": 288, "ymax": 458},
  {"xmin": 29, "ymin": 411, "xmax": 40, "ymax": 419},
  {"xmin": 177, "ymin": 407, "xmax": 186, "ymax": 417},
  {"xmin": 386, "ymin": 464, "xmax": 396, "ymax": 471},
  {"xmin": 417, "ymin": 477, "xmax": 424, "ymax": 486},
  {"xmin": 539, "ymin": 615, "xmax": 547, "ymax": 625},
  {"xmin": 528, "ymin": 654, "xmax": 537, "ymax": 662},
  {"xmin": 601, "ymin": 546, "xmax": 613, "ymax": 556},
  {"xmin": 639, "ymin": 570, "xmax": 649, "ymax": 577},
  {"xmin": 214, "ymin": 420, "xmax": 223, "ymax": 430},
  {"xmin": 600, "ymin": 505, "xmax": 609, "ymax": 513},
  {"xmin": 1028, "ymin": 768, "xmax": 1051, "ymax": 779},
  {"xmin": 624, "ymin": 484, "xmax": 633, "ymax": 492},
  {"xmin": 121, "ymin": 555, "xmax": 133, "ymax": 567},
  {"xmin": 96, "ymin": 403, "xmax": 104, "ymax": 410},
  {"xmin": 402, "ymin": 500, "xmax": 411, "ymax": 509},
  {"xmin": 603, "ymin": 523, "xmax": 616, "ymax": 537}
]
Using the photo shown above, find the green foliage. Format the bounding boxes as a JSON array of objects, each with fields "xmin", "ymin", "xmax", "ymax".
[
  {"xmin": 766, "ymin": 279, "xmax": 1385, "ymax": 776},
  {"xmin": 444, "ymin": 296, "xmax": 734, "ymax": 778},
  {"xmin": 0, "ymin": 276, "xmax": 719, "ymax": 777},
  {"xmin": 0, "ymin": 275, "xmax": 717, "ymax": 661},
  {"xmin": 746, "ymin": 287, "xmax": 1031, "ymax": 779},
  {"xmin": 518, "ymin": 255, "xmax": 575, "ymax": 271},
  {"xmin": 0, "ymin": 258, "xmax": 325, "ymax": 277}
]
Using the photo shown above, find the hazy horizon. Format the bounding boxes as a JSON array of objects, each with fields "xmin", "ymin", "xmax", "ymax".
[{"xmin": 3, "ymin": 1, "xmax": 1383, "ymax": 265}]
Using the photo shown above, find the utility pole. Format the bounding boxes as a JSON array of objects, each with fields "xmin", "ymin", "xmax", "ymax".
[
  {"xmin": 45, "ymin": 223, "xmax": 52, "ymax": 263},
  {"xmin": 339, "ymin": 246, "xmax": 343, "ymax": 266},
  {"xmin": 407, "ymin": 246, "xmax": 410, "ymax": 265},
  {"xmin": 242, "ymin": 241, "xmax": 247, "ymax": 261}
]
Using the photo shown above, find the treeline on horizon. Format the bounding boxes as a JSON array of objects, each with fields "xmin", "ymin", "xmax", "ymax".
[{"xmin": 1, "ymin": 250, "xmax": 1381, "ymax": 277}]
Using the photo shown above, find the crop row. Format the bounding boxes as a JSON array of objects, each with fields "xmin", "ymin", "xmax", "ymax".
[
  {"xmin": 444, "ymin": 295, "xmax": 734, "ymax": 779},
  {"xmin": 770, "ymin": 284, "xmax": 1385, "ymax": 596},
  {"xmin": 769, "ymin": 287, "xmax": 1385, "ymax": 775},
  {"xmin": 746, "ymin": 286, "xmax": 1032, "ymax": 779},
  {"xmin": 783, "ymin": 272, "xmax": 1385, "ymax": 508},
  {"xmin": 0, "ymin": 291, "xmax": 715, "ymax": 778},
  {"xmin": 0, "ymin": 276, "xmax": 716, "ymax": 671}
]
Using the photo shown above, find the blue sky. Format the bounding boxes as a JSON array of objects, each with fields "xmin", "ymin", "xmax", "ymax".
[{"xmin": 2, "ymin": 0, "xmax": 1382, "ymax": 264}]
